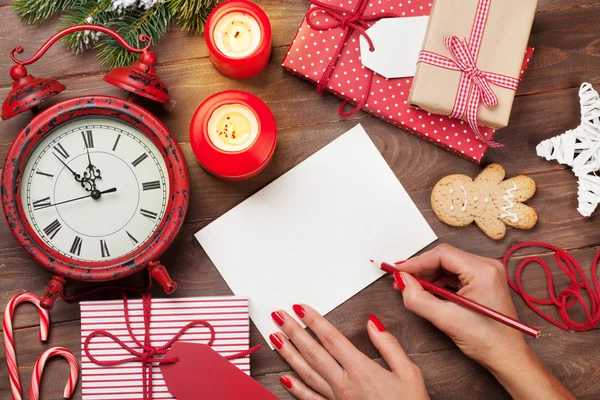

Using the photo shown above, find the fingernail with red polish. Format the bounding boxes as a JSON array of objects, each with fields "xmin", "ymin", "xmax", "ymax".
[
  {"xmin": 394, "ymin": 272, "xmax": 406, "ymax": 291},
  {"xmin": 270, "ymin": 333, "xmax": 283, "ymax": 350},
  {"xmin": 280, "ymin": 376, "xmax": 293, "ymax": 389},
  {"xmin": 271, "ymin": 311, "xmax": 285, "ymax": 327},
  {"xmin": 369, "ymin": 314, "xmax": 386, "ymax": 332},
  {"xmin": 292, "ymin": 304, "xmax": 305, "ymax": 318},
  {"xmin": 395, "ymin": 260, "xmax": 406, "ymax": 265}
]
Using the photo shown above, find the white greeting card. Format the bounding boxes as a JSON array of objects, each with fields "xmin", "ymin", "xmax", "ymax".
[
  {"xmin": 360, "ymin": 16, "xmax": 430, "ymax": 79},
  {"xmin": 195, "ymin": 124, "xmax": 437, "ymax": 346}
]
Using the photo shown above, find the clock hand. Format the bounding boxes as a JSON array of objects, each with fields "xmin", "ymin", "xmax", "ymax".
[
  {"xmin": 83, "ymin": 147, "xmax": 102, "ymax": 190},
  {"xmin": 86, "ymin": 147, "xmax": 92, "ymax": 168},
  {"xmin": 34, "ymin": 187, "xmax": 117, "ymax": 211},
  {"xmin": 53, "ymin": 153, "xmax": 81, "ymax": 179}
]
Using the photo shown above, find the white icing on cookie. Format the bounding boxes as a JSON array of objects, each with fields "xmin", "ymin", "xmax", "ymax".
[
  {"xmin": 500, "ymin": 182, "xmax": 519, "ymax": 222},
  {"xmin": 449, "ymin": 188, "xmax": 454, "ymax": 194},
  {"xmin": 473, "ymin": 196, "xmax": 479, "ymax": 202},
  {"xmin": 484, "ymin": 198, "xmax": 489, "ymax": 203},
  {"xmin": 450, "ymin": 206, "xmax": 455, "ymax": 211},
  {"xmin": 460, "ymin": 185, "xmax": 468, "ymax": 212}
]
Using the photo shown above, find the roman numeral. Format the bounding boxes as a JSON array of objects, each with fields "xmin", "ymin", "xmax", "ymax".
[
  {"xmin": 112, "ymin": 134, "xmax": 121, "ymax": 151},
  {"xmin": 126, "ymin": 231, "xmax": 138, "ymax": 245},
  {"xmin": 100, "ymin": 239, "xmax": 110, "ymax": 258},
  {"xmin": 82, "ymin": 130, "xmax": 94, "ymax": 148},
  {"xmin": 43, "ymin": 219, "xmax": 62, "ymax": 240},
  {"xmin": 142, "ymin": 181, "xmax": 161, "ymax": 191},
  {"xmin": 35, "ymin": 171, "xmax": 54, "ymax": 180},
  {"xmin": 32, "ymin": 197, "xmax": 51, "ymax": 210},
  {"xmin": 53, "ymin": 143, "xmax": 69, "ymax": 159},
  {"xmin": 70, "ymin": 236, "xmax": 82, "ymax": 256},
  {"xmin": 132, "ymin": 153, "xmax": 148, "ymax": 167},
  {"xmin": 140, "ymin": 209, "xmax": 158, "ymax": 221}
]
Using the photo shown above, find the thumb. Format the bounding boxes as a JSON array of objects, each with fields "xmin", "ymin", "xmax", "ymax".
[
  {"xmin": 398, "ymin": 272, "xmax": 453, "ymax": 331},
  {"xmin": 367, "ymin": 314, "xmax": 415, "ymax": 376}
]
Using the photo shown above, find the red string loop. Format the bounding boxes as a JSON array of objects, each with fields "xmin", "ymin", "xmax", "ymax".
[
  {"xmin": 503, "ymin": 242, "xmax": 600, "ymax": 332},
  {"xmin": 305, "ymin": 0, "xmax": 397, "ymax": 117},
  {"xmin": 83, "ymin": 293, "xmax": 261, "ymax": 400}
]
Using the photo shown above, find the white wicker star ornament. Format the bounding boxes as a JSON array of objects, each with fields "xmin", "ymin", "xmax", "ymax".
[{"xmin": 536, "ymin": 83, "xmax": 600, "ymax": 217}]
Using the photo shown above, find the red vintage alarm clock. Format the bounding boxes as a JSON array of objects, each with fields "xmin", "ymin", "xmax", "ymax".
[{"xmin": 1, "ymin": 25, "xmax": 189, "ymax": 309}]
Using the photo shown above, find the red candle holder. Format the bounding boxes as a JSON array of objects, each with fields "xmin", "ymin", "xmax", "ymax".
[
  {"xmin": 205, "ymin": 0, "xmax": 272, "ymax": 79},
  {"xmin": 190, "ymin": 90, "xmax": 277, "ymax": 181}
]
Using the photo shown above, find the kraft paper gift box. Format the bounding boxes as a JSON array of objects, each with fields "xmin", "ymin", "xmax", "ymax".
[{"xmin": 409, "ymin": 0, "xmax": 538, "ymax": 129}]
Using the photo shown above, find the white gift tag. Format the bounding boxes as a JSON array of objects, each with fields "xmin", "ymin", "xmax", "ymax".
[{"xmin": 360, "ymin": 16, "xmax": 430, "ymax": 79}]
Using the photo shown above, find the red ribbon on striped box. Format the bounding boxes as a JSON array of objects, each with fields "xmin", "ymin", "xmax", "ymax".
[{"xmin": 80, "ymin": 294, "xmax": 257, "ymax": 400}]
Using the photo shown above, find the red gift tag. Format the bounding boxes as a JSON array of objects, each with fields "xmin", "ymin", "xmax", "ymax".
[{"xmin": 160, "ymin": 342, "xmax": 278, "ymax": 399}]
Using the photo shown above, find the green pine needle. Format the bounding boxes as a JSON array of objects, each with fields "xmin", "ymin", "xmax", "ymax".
[
  {"xmin": 13, "ymin": 0, "xmax": 78, "ymax": 24},
  {"xmin": 167, "ymin": 0, "xmax": 221, "ymax": 33},
  {"xmin": 95, "ymin": 3, "xmax": 171, "ymax": 69},
  {"xmin": 59, "ymin": 0, "xmax": 115, "ymax": 53}
]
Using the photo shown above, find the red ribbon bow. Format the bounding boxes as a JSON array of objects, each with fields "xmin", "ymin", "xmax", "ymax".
[
  {"xmin": 305, "ymin": 0, "xmax": 397, "ymax": 117},
  {"xmin": 417, "ymin": 0, "xmax": 521, "ymax": 148},
  {"xmin": 83, "ymin": 294, "xmax": 260, "ymax": 400}
]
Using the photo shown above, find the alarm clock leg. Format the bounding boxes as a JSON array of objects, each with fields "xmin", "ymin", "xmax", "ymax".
[
  {"xmin": 148, "ymin": 261, "xmax": 178, "ymax": 294},
  {"xmin": 40, "ymin": 275, "xmax": 66, "ymax": 310}
]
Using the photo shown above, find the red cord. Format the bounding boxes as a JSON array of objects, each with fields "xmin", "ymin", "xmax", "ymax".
[
  {"xmin": 503, "ymin": 242, "xmax": 600, "ymax": 331},
  {"xmin": 83, "ymin": 293, "xmax": 261, "ymax": 400},
  {"xmin": 305, "ymin": 0, "xmax": 397, "ymax": 117}
]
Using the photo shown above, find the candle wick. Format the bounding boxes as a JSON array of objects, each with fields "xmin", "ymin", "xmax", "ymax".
[
  {"xmin": 231, "ymin": 123, "xmax": 236, "ymax": 138},
  {"xmin": 234, "ymin": 31, "xmax": 241, "ymax": 39}
]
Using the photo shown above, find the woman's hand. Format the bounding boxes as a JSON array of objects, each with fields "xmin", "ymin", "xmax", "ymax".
[
  {"xmin": 270, "ymin": 305, "xmax": 429, "ymax": 400},
  {"xmin": 393, "ymin": 244, "xmax": 575, "ymax": 400}
]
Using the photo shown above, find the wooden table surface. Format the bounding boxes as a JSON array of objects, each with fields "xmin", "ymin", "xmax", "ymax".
[{"xmin": 1, "ymin": 0, "xmax": 600, "ymax": 398}]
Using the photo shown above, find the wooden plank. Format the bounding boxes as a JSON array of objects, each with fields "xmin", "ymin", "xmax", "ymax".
[
  {"xmin": 2, "ymin": 211, "xmax": 598, "ymax": 357},
  {"xmin": 520, "ymin": 2, "xmax": 600, "ymax": 95},
  {"xmin": 0, "ymin": 50, "xmax": 592, "ymax": 177},
  {"xmin": 0, "ymin": 113, "xmax": 596, "ymax": 258},
  {"xmin": 2, "ymin": 319, "xmax": 598, "ymax": 399},
  {"xmin": 0, "ymin": 0, "xmax": 306, "ymax": 87},
  {"xmin": 1, "ymin": 1, "xmax": 600, "ymax": 95}
]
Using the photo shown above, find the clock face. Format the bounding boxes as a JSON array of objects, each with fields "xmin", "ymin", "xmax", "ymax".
[{"xmin": 20, "ymin": 117, "xmax": 170, "ymax": 263}]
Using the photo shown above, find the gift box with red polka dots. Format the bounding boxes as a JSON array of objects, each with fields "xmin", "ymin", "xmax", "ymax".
[{"xmin": 282, "ymin": 0, "xmax": 534, "ymax": 163}]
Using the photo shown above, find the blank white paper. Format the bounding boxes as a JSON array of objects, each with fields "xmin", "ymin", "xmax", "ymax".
[{"xmin": 195, "ymin": 124, "xmax": 437, "ymax": 347}]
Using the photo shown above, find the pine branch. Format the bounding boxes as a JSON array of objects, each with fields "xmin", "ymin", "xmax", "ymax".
[
  {"xmin": 13, "ymin": 0, "xmax": 78, "ymax": 24},
  {"xmin": 59, "ymin": 0, "xmax": 115, "ymax": 53},
  {"xmin": 95, "ymin": 3, "xmax": 172, "ymax": 68},
  {"xmin": 168, "ymin": 0, "xmax": 221, "ymax": 33}
]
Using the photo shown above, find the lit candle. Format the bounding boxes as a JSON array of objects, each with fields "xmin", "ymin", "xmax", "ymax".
[
  {"xmin": 205, "ymin": 0, "xmax": 272, "ymax": 79},
  {"xmin": 190, "ymin": 90, "xmax": 277, "ymax": 181},
  {"xmin": 207, "ymin": 104, "xmax": 259, "ymax": 152}
]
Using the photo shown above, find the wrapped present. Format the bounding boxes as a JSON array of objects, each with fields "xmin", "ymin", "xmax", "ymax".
[
  {"xmin": 81, "ymin": 294, "xmax": 258, "ymax": 400},
  {"xmin": 282, "ymin": 0, "xmax": 534, "ymax": 163},
  {"xmin": 409, "ymin": 0, "xmax": 538, "ymax": 146}
]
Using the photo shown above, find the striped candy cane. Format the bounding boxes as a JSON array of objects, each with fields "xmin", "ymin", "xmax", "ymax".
[
  {"xmin": 3, "ymin": 293, "xmax": 50, "ymax": 400},
  {"xmin": 30, "ymin": 347, "xmax": 79, "ymax": 400}
]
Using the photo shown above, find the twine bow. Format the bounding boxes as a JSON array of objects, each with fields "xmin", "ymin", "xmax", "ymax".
[
  {"xmin": 305, "ymin": 0, "xmax": 397, "ymax": 117},
  {"xmin": 417, "ymin": 0, "xmax": 521, "ymax": 148},
  {"xmin": 83, "ymin": 294, "xmax": 260, "ymax": 400}
]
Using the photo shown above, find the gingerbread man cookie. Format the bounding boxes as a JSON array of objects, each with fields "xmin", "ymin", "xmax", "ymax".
[{"xmin": 431, "ymin": 164, "xmax": 537, "ymax": 240}]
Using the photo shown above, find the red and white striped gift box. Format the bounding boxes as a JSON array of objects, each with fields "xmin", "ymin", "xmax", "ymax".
[{"xmin": 80, "ymin": 296, "xmax": 250, "ymax": 399}]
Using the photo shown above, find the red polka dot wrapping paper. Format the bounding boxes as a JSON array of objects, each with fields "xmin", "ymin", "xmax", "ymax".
[{"xmin": 282, "ymin": 0, "xmax": 534, "ymax": 164}]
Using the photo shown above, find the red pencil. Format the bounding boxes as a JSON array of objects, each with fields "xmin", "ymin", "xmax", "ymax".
[{"xmin": 371, "ymin": 260, "xmax": 540, "ymax": 338}]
